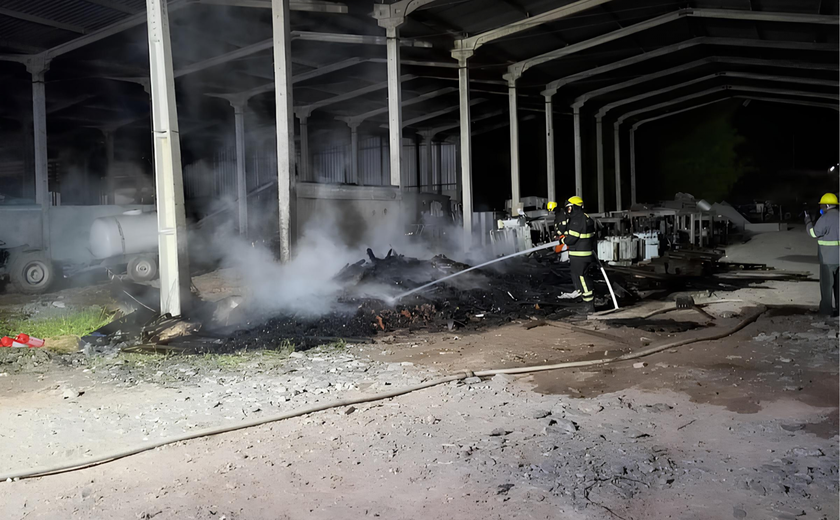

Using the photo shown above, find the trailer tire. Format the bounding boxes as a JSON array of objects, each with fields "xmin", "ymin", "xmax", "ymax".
[
  {"xmin": 127, "ymin": 255, "xmax": 158, "ymax": 283},
  {"xmin": 10, "ymin": 252, "xmax": 55, "ymax": 295}
]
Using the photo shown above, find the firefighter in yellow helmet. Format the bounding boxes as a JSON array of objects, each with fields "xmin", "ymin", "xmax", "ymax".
[
  {"xmin": 806, "ymin": 193, "xmax": 839, "ymax": 315},
  {"xmin": 557, "ymin": 196, "xmax": 597, "ymax": 313}
]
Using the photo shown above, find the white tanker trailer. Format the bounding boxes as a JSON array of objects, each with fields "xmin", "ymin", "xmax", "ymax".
[{"xmin": 87, "ymin": 209, "xmax": 159, "ymax": 282}]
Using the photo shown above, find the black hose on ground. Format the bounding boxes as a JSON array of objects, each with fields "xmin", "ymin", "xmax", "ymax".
[{"xmin": 0, "ymin": 306, "xmax": 766, "ymax": 482}]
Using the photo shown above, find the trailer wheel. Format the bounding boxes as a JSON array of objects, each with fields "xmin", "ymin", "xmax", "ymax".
[
  {"xmin": 10, "ymin": 252, "xmax": 55, "ymax": 295},
  {"xmin": 127, "ymin": 256, "xmax": 158, "ymax": 283}
]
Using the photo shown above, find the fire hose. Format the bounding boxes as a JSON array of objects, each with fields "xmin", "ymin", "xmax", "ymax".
[{"xmin": 0, "ymin": 306, "xmax": 765, "ymax": 482}]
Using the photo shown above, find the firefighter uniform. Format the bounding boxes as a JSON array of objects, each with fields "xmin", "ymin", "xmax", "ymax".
[
  {"xmin": 561, "ymin": 198, "xmax": 597, "ymax": 308},
  {"xmin": 807, "ymin": 194, "xmax": 839, "ymax": 315}
]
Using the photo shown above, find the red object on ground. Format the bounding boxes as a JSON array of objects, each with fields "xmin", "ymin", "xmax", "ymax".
[
  {"xmin": 15, "ymin": 333, "xmax": 45, "ymax": 348},
  {"xmin": 1, "ymin": 336, "xmax": 28, "ymax": 348}
]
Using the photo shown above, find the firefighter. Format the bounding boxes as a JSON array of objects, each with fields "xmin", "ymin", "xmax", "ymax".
[
  {"xmin": 806, "ymin": 193, "xmax": 839, "ymax": 316},
  {"xmin": 558, "ymin": 196, "xmax": 597, "ymax": 313}
]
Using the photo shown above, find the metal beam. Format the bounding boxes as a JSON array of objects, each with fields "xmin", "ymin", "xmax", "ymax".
[
  {"xmin": 291, "ymin": 31, "xmax": 432, "ymax": 47},
  {"xmin": 455, "ymin": 0, "xmax": 613, "ymax": 55},
  {"xmin": 146, "ymin": 0, "xmax": 190, "ymax": 317},
  {"xmin": 388, "ymin": 98, "xmax": 486, "ymax": 128},
  {"xmin": 198, "ymin": 0, "xmax": 348, "ymax": 13},
  {"xmin": 423, "ymin": 109, "xmax": 506, "ymax": 136},
  {"xmin": 298, "ymin": 75, "xmax": 415, "ymax": 114},
  {"xmin": 510, "ymin": 8, "xmax": 839, "ymax": 80},
  {"xmin": 204, "ymin": 57, "xmax": 365, "ymax": 103},
  {"xmin": 470, "ymin": 114, "xmax": 536, "ymax": 138},
  {"xmin": 339, "ymin": 87, "xmax": 456, "ymax": 124},
  {"xmin": 616, "ymin": 85, "xmax": 838, "ymax": 125},
  {"xmin": 578, "ymin": 56, "xmax": 839, "ymax": 108},
  {"xmin": 597, "ymin": 71, "xmax": 840, "ymax": 118},
  {"xmin": 544, "ymin": 37, "xmax": 840, "ymax": 94},
  {"xmin": 81, "ymin": 0, "xmax": 141, "ymax": 14},
  {"xmin": 545, "ymin": 95, "xmax": 555, "ymax": 203},
  {"xmin": 0, "ymin": 7, "xmax": 87, "ymax": 34},
  {"xmin": 371, "ymin": 58, "xmax": 459, "ymax": 69},
  {"xmin": 174, "ymin": 39, "xmax": 272, "ymax": 77},
  {"xmin": 731, "ymin": 95, "xmax": 840, "ymax": 111}
]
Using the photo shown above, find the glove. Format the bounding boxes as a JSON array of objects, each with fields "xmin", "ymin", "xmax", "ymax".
[{"xmin": 804, "ymin": 211, "xmax": 812, "ymax": 224}]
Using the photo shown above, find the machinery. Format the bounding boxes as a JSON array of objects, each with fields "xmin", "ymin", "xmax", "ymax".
[
  {"xmin": 0, "ymin": 240, "xmax": 56, "ymax": 294},
  {"xmin": 88, "ymin": 210, "xmax": 159, "ymax": 282}
]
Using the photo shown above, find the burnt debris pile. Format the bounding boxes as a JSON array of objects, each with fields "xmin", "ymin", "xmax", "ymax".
[{"xmin": 223, "ymin": 248, "xmax": 578, "ymax": 352}]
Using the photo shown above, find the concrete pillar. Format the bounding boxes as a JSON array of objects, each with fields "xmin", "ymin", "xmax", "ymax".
[
  {"xmin": 507, "ymin": 76, "xmax": 520, "ymax": 212},
  {"xmin": 419, "ymin": 133, "xmax": 434, "ymax": 192},
  {"xmin": 452, "ymin": 50, "xmax": 474, "ymax": 246},
  {"xmin": 348, "ymin": 122, "xmax": 360, "ymax": 185},
  {"xmin": 145, "ymin": 0, "xmax": 191, "ymax": 316},
  {"xmin": 595, "ymin": 116, "xmax": 604, "ymax": 213},
  {"xmin": 629, "ymin": 129, "xmax": 637, "ymax": 207},
  {"xmin": 385, "ymin": 27, "xmax": 402, "ymax": 187},
  {"xmin": 613, "ymin": 124, "xmax": 621, "ymax": 211},
  {"xmin": 26, "ymin": 58, "xmax": 51, "ymax": 254},
  {"xmin": 545, "ymin": 94, "xmax": 555, "ymax": 203},
  {"xmin": 295, "ymin": 109, "xmax": 311, "ymax": 182},
  {"xmin": 232, "ymin": 101, "xmax": 248, "ymax": 235},
  {"xmin": 573, "ymin": 105, "xmax": 582, "ymax": 198},
  {"xmin": 103, "ymin": 129, "xmax": 115, "ymax": 204},
  {"xmin": 272, "ymin": 0, "xmax": 295, "ymax": 262},
  {"xmin": 436, "ymin": 141, "xmax": 443, "ymax": 195}
]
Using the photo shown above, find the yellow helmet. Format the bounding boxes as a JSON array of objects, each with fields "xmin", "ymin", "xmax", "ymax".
[
  {"xmin": 819, "ymin": 193, "xmax": 838, "ymax": 205},
  {"xmin": 546, "ymin": 201, "xmax": 558, "ymax": 212},
  {"xmin": 565, "ymin": 196, "xmax": 584, "ymax": 207}
]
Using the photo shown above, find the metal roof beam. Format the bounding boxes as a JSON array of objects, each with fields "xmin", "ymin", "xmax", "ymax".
[
  {"xmin": 0, "ymin": 7, "xmax": 87, "ymax": 34},
  {"xmin": 616, "ymin": 85, "xmax": 838, "ymax": 125},
  {"xmin": 384, "ymin": 98, "xmax": 486, "ymax": 128},
  {"xmin": 197, "ymin": 0, "xmax": 348, "ymax": 13},
  {"xmin": 338, "ymin": 87, "xmax": 457, "ymax": 124},
  {"xmin": 80, "ymin": 0, "xmax": 142, "ymax": 14},
  {"xmin": 469, "ymin": 114, "xmax": 536, "ymax": 138},
  {"xmin": 544, "ymin": 37, "xmax": 838, "ymax": 95},
  {"xmin": 291, "ymin": 31, "xmax": 432, "ymax": 47},
  {"xmin": 731, "ymin": 95, "xmax": 840, "ymax": 112},
  {"xmin": 423, "ymin": 109, "xmax": 506, "ymax": 136},
  {"xmin": 597, "ymin": 70, "xmax": 839, "ymax": 118},
  {"xmin": 576, "ymin": 56, "xmax": 838, "ymax": 108},
  {"xmin": 174, "ymin": 39, "xmax": 272, "ymax": 77},
  {"xmin": 452, "ymin": 0, "xmax": 613, "ymax": 57},
  {"xmin": 631, "ymin": 95, "xmax": 838, "ymax": 131},
  {"xmin": 203, "ymin": 57, "xmax": 366, "ymax": 102},
  {"xmin": 509, "ymin": 8, "xmax": 839, "ymax": 80},
  {"xmin": 297, "ymin": 75, "xmax": 416, "ymax": 115}
]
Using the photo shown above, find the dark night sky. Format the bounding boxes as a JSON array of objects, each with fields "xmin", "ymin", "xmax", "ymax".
[{"xmin": 470, "ymin": 98, "xmax": 839, "ymax": 212}]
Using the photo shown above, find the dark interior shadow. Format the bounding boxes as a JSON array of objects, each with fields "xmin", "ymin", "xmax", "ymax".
[{"xmin": 776, "ymin": 255, "xmax": 820, "ymax": 264}]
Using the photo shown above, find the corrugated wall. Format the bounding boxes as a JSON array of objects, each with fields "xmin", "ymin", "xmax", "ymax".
[{"xmin": 185, "ymin": 130, "xmax": 460, "ymax": 199}]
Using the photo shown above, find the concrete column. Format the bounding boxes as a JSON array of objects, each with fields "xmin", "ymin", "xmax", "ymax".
[
  {"xmin": 573, "ymin": 105, "xmax": 582, "ymax": 198},
  {"xmin": 595, "ymin": 116, "xmax": 604, "ymax": 213},
  {"xmin": 385, "ymin": 27, "xmax": 402, "ymax": 187},
  {"xmin": 348, "ymin": 122, "xmax": 360, "ymax": 185},
  {"xmin": 272, "ymin": 0, "xmax": 295, "ymax": 261},
  {"xmin": 419, "ymin": 133, "xmax": 434, "ymax": 192},
  {"xmin": 613, "ymin": 124, "xmax": 621, "ymax": 211},
  {"xmin": 436, "ymin": 141, "xmax": 443, "ymax": 195},
  {"xmin": 145, "ymin": 0, "xmax": 191, "ymax": 316},
  {"xmin": 454, "ymin": 52, "xmax": 473, "ymax": 244},
  {"xmin": 25, "ymin": 59, "xmax": 51, "ymax": 254},
  {"xmin": 103, "ymin": 129, "xmax": 115, "ymax": 204},
  {"xmin": 629, "ymin": 129, "xmax": 637, "ymax": 207},
  {"xmin": 295, "ymin": 109, "xmax": 311, "ymax": 181},
  {"xmin": 507, "ymin": 77, "xmax": 520, "ymax": 212},
  {"xmin": 232, "ymin": 101, "xmax": 248, "ymax": 235},
  {"xmin": 545, "ymin": 94, "xmax": 555, "ymax": 203}
]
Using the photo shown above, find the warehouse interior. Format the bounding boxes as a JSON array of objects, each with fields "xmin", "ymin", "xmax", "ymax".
[{"xmin": 0, "ymin": 1, "xmax": 838, "ymax": 518}]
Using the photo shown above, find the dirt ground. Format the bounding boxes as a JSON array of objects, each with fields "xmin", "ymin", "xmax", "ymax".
[{"xmin": 0, "ymin": 265, "xmax": 837, "ymax": 520}]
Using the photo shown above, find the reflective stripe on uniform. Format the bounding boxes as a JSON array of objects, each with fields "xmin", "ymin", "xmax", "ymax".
[
  {"xmin": 582, "ymin": 295, "xmax": 594, "ymax": 302},
  {"xmin": 580, "ymin": 277, "xmax": 590, "ymax": 294},
  {"xmin": 818, "ymin": 240, "xmax": 840, "ymax": 246},
  {"xmin": 569, "ymin": 251, "xmax": 592, "ymax": 256},
  {"xmin": 566, "ymin": 230, "xmax": 594, "ymax": 238},
  {"xmin": 809, "ymin": 228, "xmax": 817, "ymax": 238}
]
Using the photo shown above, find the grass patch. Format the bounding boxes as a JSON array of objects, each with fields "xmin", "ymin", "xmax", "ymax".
[{"xmin": 1, "ymin": 307, "xmax": 115, "ymax": 339}]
